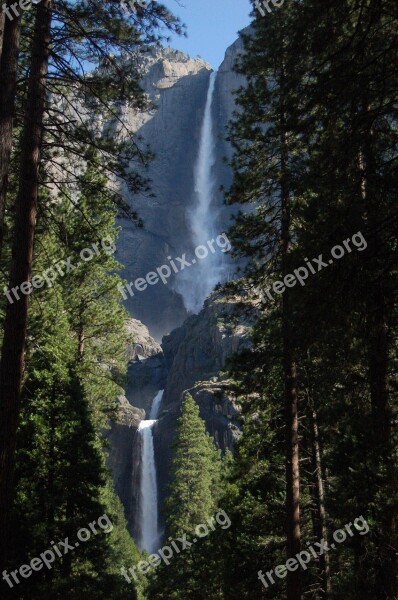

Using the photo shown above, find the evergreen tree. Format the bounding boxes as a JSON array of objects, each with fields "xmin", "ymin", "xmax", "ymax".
[
  {"xmin": 0, "ymin": 1, "xmax": 181, "ymax": 568},
  {"xmin": 149, "ymin": 393, "xmax": 221, "ymax": 599},
  {"xmin": 202, "ymin": 1, "xmax": 398, "ymax": 599},
  {"xmin": 1, "ymin": 145, "xmax": 143, "ymax": 598},
  {"xmin": 53, "ymin": 149, "xmax": 133, "ymax": 421},
  {"xmin": 165, "ymin": 393, "xmax": 220, "ymax": 536},
  {"xmin": 225, "ymin": 4, "xmax": 307, "ymax": 597}
]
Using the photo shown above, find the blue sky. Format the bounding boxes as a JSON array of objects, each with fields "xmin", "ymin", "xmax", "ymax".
[{"xmin": 161, "ymin": 0, "xmax": 253, "ymax": 69}]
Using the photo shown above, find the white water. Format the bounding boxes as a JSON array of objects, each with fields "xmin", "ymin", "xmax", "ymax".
[
  {"xmin": 149, "ymin": 389, "xmax": 163, "ymax": 420},
  {"xmin": 176, "ymin": 70, "xmax": 229, "ymax": 313},
  {"xmin": 191, "ymin": 70, "xmax": 217, "ymax": 250},
  {"xmin": 137, "ymin": 390, "xmax": 164, "ymax": 553}
]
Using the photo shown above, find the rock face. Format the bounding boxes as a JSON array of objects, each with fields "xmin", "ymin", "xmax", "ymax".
[
  {"xmin": 125, "ymin": 318, "xmax": 162, "ymax": 361},
  {"xmin": 107, "ymin": 295, "xmax": 252, "ymax": 537},
  {"xmin": 213, "ymin": 32, "xmax": 246, "ymax": 185},
  {"xmin": 154, "ymin": 296, "xmax": 251, "ymax": 517},
  {"xmin": 124, "ymin": 317, "xmax": 167, "ymax": 415},
  {"xmin": 116, "ymin": 49, "xmax": 211, "ymax": 340},
  {"xmin": 162, "ymin": 296, "xmax": 250, "ymax": 408},
  {"xmin": 107, "ymin": 34, "xmax": 250, "ymax": 542},
  {"xmin": 126, "ymin": 354, "xmax": 167, "ymax": 416},
  {"xmin": 104, "ymin": 396, "xmax": 144, "ymax": 536},
  {"xmin": 105, "ymin": 322, "xmax": 163, "ymax": 536},
  {"xmin": 116, "ymin": 41, "xmax": 245, "ymax": 340},
  {"xmin": 184, "ymin": 381, "xmax": 241, "ymax": 451}
]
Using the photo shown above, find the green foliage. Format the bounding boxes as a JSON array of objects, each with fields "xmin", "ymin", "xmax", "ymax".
[
  {"xmin": 148, "ymin": 394, "xmax": 222, "ymax": 599},
  {"xmin": 165, "ymin": 393, "xmax": 221, "ymax": 537},
  {"xmin": 4, "ymin": 155, "xmax": 143, "ymax": 598},
  {"xmin": 162, "ymin": 1, "xmax": 398, "ymax": 598},
  {"xmin": 2, "ymin": 0, "xmax": 398, "ymax": 598}
]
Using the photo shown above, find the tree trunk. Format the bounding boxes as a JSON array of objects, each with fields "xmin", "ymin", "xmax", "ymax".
[
  {"xmin": 367, "ymin": 248, "xmax": 395, "ymax": 600},
  {"xmin": 280, "ymin": 113, "xmax": 302, "ymax": 599},
  {"xmin": 310, "ymin": 407, "xmax": 332, "ymax": 599},
  {"xmin": 283, "ymin": 347, "xmax": 301, "ymax": 600},
  {"xmin": 0, "ymin": 13, "xmax": 4, "ymax": 63},
  {"xmin": 360, "ymin": 112, "xmax": 396, "ymax": 598},
  {"xmin": 0, "ymin": 6, "xmax": 21, "ymax": 260},
  {"xmin": 0, "ymin": 0, "xmax": 52, "ymax": 571}
]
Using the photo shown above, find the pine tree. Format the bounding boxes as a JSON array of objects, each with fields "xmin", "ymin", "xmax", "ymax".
[
  {"xmin": 225, "ymin": 4, "xmax": 307, "ymax": 597},
  {"xmin": 0, "ymin": 0, "xmax": 181, "ymax": 568},
  {"xmin": 0, "ymin": 0, "xmax": 53, "ymax": 568},
  {"xmin": 219, "ymin": 1, "xmax": 398, "ymax": 599},
  {"xmin": 0, "ymin": 2, "xmax": 20, "ymax": 259},
  {"xmin": 54, "ymin": 149, "xmax": 133, "ymax": 420},
  {"xmin": 1, "ymin": 159, "xmax": 144, "ymax": 598},
  {"xmin": 9, "ymin": 296, "xmax": 141, "ymax": 599},
  {"xmin": 149, "ymin": 393, "xmax": 221, "ymax": 599},
  {"xmin": 288, "ymin": 1, "xmax": 398, "ymax": 596},
  {"xmin": 165, "ymin": 393, "xmax": 220, "ymax": 536}
]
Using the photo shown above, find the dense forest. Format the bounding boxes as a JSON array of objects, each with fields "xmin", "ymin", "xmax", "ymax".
[{"xmin": 0, "ymin": 0, "xmax": 397, "ymax": 599}]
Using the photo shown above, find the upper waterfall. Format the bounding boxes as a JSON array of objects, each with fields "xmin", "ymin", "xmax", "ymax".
[
  {"xmin": 115, "ymin": 41, "xmax": 245, "ymax": 338},
  {"xmin": 176, "ymin": 71, "xmax": 228, "ymax": 313},
  {"xmin": 191, "ymin": 70, "xmax": 217, "ymax": 251}
]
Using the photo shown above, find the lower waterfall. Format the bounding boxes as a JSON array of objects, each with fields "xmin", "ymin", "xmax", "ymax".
[{"xmin": 137, "ymin": 390, "xmax": 164, "ymax": 553}]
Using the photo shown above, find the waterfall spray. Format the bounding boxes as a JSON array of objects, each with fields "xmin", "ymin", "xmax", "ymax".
[
  {"xmin": 149, "ymin": 389, "xmax": 163, "ymax": 420},
  {"xmin": 191, "ymin": 70, "xmax": 217, "ymax": 249},
  {"xmin": 175, "ymin": 70, "xmax": 229, "ymax": 313}
]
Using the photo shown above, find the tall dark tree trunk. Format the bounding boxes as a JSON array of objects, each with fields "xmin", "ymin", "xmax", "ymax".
[
  {"xmin": 361, "ymin": 117, "xmax": 396, "ymax": 599},
  {"xmin": 0, "ymin": 13, "xmax": 4, "ymax": 63},
  {"xmin": 0, "ymin": 6, "xmax": 21, "ymax": 259},
  {"xmin": 0, "ymin": 0, "xmax": 52, "ymax": 571},
  {"xmin": 280, "ymin": 114, "xmax": 302, "ymax": 599},
  {"xmin": 283, "ymin": 347, "xmax": 301, "ymax": 600},
  {"xmin": 366, "ymin": 230, "xmax": 395, "ymax": 600},
  {"xmin": 310, "ymin": 407, "xmax": 331, "ymax": 599},
  {"xmin": 356, "ymin": 3, "xmax": 397, "ymax": 589}
]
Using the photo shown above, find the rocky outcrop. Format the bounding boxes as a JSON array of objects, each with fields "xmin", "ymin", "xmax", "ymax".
[
  {"xmin": 126, "ymin": 354, "xmax": 167, "ymax": 415},
  {"xmin": 125, "ymin": 318, "xmax": 162, "ymax": 361},
  {"xmin": 215, "ymin": 31, "xmax": 246, "ymax": 150},
  {"xmin": 123, "ymin": 318, "xmax": 168, "ymax": 415},
  {"xmin": 185, "ymin": 380, "xmax": 241, "ymax": 451},
  {"xmin": 154, "ymin": 295, "xmax": 252, "ymax": 517},
  {"xmin": 162, "ymin": 295, "xmax": 251, "ymax": 407},
  {"xmin": 213, "ymin": 30, "xmax": 246, "ymax": 187},
  {"xmin": 106, "ymin": 320, "xmax": 162, "ymax": 535},
  {"xmin": 104, "ymin": 396, "xmax": 144, "ymax": 535}
]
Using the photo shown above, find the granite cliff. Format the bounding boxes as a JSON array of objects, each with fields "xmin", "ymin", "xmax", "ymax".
[
  {"xmin": 107, "ymin": 34, "xmax": 249, "ymax": 539},
  {"xmin": 107, "ymin": 296, "xmax": 251, "ymax": 536},
  {"xmin": 115, "ymin": 37, "xmax": 245, "ymax": 339}
]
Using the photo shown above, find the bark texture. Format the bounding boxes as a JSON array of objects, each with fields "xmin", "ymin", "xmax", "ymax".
[
  {"xmin": 0, "ymin": 5, "xmax": 21, "ymax": 259},
  {"xmin": 0, "ymin": 0, "xmax": 52, "ymax": 570},
  {"xmin": 280, "ymin": 112, "xmax": 302, "ymax": 600}
]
